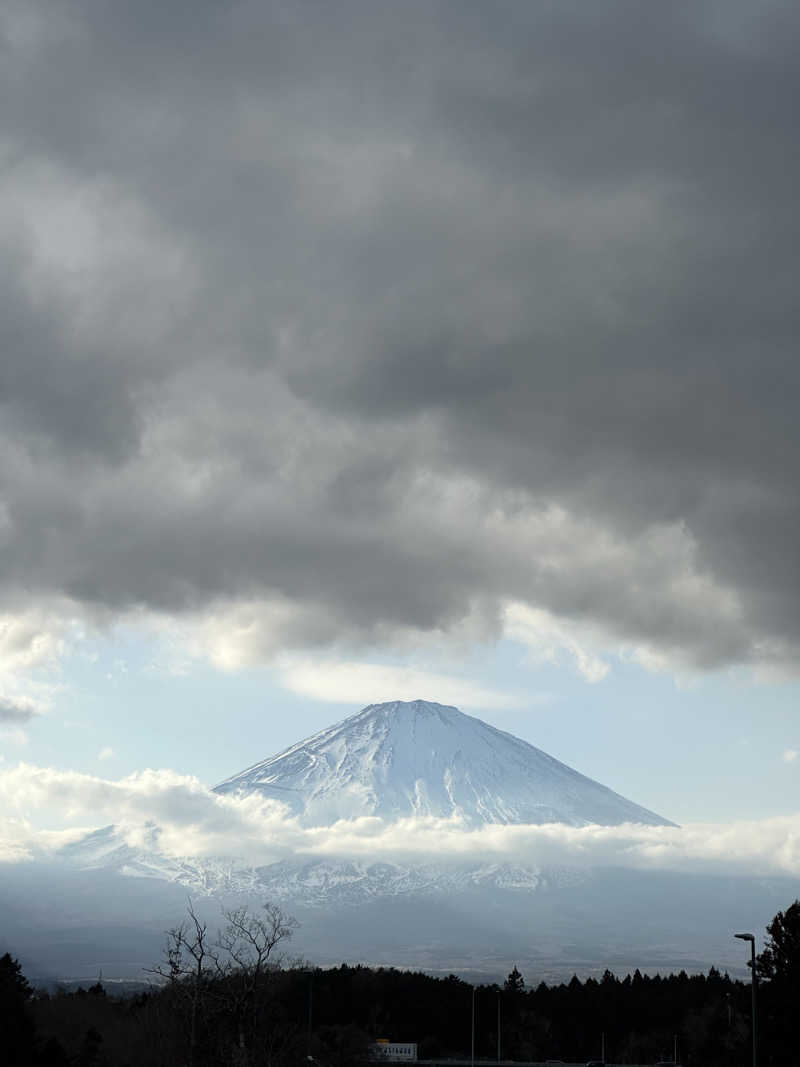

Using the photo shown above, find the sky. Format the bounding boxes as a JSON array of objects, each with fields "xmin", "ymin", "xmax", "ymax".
[{"xmin": 1, "ymin": 0, "xmax": 800, "ymax": 860}]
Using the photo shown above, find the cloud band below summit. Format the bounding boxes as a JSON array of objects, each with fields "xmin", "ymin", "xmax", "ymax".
[{"xmin": 2, "ymin": 762, "xmax": 800, "ymax": 879}]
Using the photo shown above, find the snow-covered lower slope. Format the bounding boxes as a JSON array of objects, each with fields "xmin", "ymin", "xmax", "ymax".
[
  {"xmin": 215, "ymin": 699, "xmax": 673, "ymax": 827},
  {"xmin": 57, "ymin": 825, "xmax": 268, "ymax": 896},
  {"xmin": 57, "ymin": 824, "xmax": 585, "ymax": 904},
  {"xmin": 245, "ymin": 858, "xmax": 590, "ymax": 907}
]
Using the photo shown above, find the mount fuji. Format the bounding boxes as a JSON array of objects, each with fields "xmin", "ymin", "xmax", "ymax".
[
  {"xmin": 214, "ymin": 699, "xmax": 673, "ymax": 828},
  {"xmin": 6, "ymin": 700, "xmax": 792, "ymax": 985}
]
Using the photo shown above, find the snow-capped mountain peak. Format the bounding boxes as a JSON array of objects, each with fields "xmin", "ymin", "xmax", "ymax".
[{"xmin": 214, "ymin": 699, "xmax": 673, "ymax": 828}]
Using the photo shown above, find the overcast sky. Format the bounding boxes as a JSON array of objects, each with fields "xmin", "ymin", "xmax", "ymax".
[{"xmin": 2, "ymin": 1, "xmax": 800, "ymax": 839}]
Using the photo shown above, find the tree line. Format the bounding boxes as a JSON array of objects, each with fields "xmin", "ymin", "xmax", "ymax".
[{"xmin": 4, "ymin": 898, "xmax": 800, "ymax": 1066}]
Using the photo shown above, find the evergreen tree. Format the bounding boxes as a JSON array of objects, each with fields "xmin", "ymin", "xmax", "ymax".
[
  {"xmin": 0, "ymin": 951, "xmax": 32, "ymax": 1002},
  {"xmin": 0, "ymin": 953, "xmax": 37, "ymax": 1065},
  {"xmin": 758, "ymin": 899, "xmax": 800, "ymax": 985},
  {"xmin": 503, "ymin": 966, "xmax": 525, "ymax": 994},
  {"xmin": 756, "ymin": 899, "xmax": 800, "ymax": 1061}
]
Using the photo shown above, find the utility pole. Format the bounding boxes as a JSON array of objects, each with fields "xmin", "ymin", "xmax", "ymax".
[{"xmin": 735, "ymin": 933, "xmax": 758, "ymax": 1067}]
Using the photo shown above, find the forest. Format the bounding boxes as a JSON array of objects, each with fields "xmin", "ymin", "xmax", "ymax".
[{"xmin": 3, "ymin": 898, "xmax": 799, "ymax": 1067}]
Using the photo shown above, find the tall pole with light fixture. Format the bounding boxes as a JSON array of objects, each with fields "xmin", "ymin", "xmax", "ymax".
[
  {"xmin": 734, "ymin": 932, "xmax": 758, "ymax": 1067},
  {"xmin": 497, "ymin": 990, "xmax": 501, "ymax": 1062},
  {"xmin": 302, "ymin": 968, "xmax": 314, "ymax": 1058},
  {"xmin": 471, "ymin": 986, "xmax": 476, "ymax": 1067}
]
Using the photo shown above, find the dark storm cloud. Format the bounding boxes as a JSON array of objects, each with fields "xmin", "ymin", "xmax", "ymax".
[
  {"xmin": 1, "ymin": 0, "xmax": 799, "ymax": 671},
  {"xmin": 0, "ymin": 253, "xmax": 142, "ymax": 458}
]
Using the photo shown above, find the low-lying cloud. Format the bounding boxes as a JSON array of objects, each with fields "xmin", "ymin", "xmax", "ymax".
[{"xmin": 2, "ymin": 762, "xmax": 800, "ymax": 879}]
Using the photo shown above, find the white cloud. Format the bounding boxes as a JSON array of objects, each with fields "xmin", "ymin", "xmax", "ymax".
[
  {"xmin": 0, "ymin": 838, "xmax": 32, "ymax": 863},
  {"xmin": 274, "ymin": 656, "xmax": 521, "ymax": 710},
  {"xmin": 504, "ymin": 602, "xmax": 611, "ymax": 683},
  {"xmin": 97, "ymin": 746, "xmax": 114, "ymax": 761},
  {"xmin": 782, "ymin": 748, "xmax": 798, "ymax": 763},
  {"xmin": 4, "ymin": 762, "xmax": 800, "ymax": 879},
  {"xmin": 0, "ymin": 602, "xmax": 86, "ymax": 719},
  {"xmin": 0, "ymin": 605, "xmax": 75, "ymax": 674},
  {"xmin": 0, "ymin": 763, "xmax": 300, "ymax": 864}
]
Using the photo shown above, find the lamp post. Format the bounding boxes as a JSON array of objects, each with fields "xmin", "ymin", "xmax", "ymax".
[
  {"xmin": 301, "ymin": 968, "xmax": 314, "ymax": 1057},
  {"xmin": 497, "ymin": 990, "xmax": 501, "ymax": 1063},
  {"xmin": 735, "ymin": 933, "xmax": 758, "ymax": 1067},
  {"xmin": 471, "ymin": 986, "xmax": 476, "ymax": 1067}
]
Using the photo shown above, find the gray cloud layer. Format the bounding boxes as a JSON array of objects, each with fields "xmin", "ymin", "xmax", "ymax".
[{"xmin": 1, "ymin": 1, "xmax": 799, "ymax": 672}]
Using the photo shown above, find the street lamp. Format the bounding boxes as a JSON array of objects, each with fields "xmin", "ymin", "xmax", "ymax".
[
  {"xmin": 471, "ymin": 986, "xmax": 476, "ymax": 1067},
  {"xmin": 734, "ymin": 933, "xmax": 758, "ymax": 1067},
  {"xmin": 496, "ymin": 990, "xmax": 501, "ymax": 1063},
  {"xmin": 301, "ymin": 968, "xmax": 314, "ymax": 1057}
]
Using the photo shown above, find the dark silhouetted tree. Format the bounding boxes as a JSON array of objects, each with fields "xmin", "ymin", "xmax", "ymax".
[
  {"xmin": 504, "ymin": 966, "xmax": 525, "ymax": 994},
  {"xmin": 214, "ymin": 900, "xmax": 298, "ymax": 1059},
  {"xmin": 0, "ymin": 952, "xmax": 37, "ymax": 1065},
  {"xmin": 758, "ymin": 899, "xmax": 800, "ymax": 985},
  {"xmin": 757, "ymin": 898, "xmax": 800, "ymax": 1063}
]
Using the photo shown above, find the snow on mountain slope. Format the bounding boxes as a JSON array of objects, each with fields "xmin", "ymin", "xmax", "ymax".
[
  {"xmin": 56, "ymin": 824, "xmax": 581, "ymax": 904},
  {"xmin": 214, "ymin": 699, "xmax": 674, "ymax": 827},
  {"xmin": 57, "ymin": 825, "xmax": 268, "ymax": 895},
  {"xmin": 56, "ymin": 700, "xmax": 672, "ymax": 911}
]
